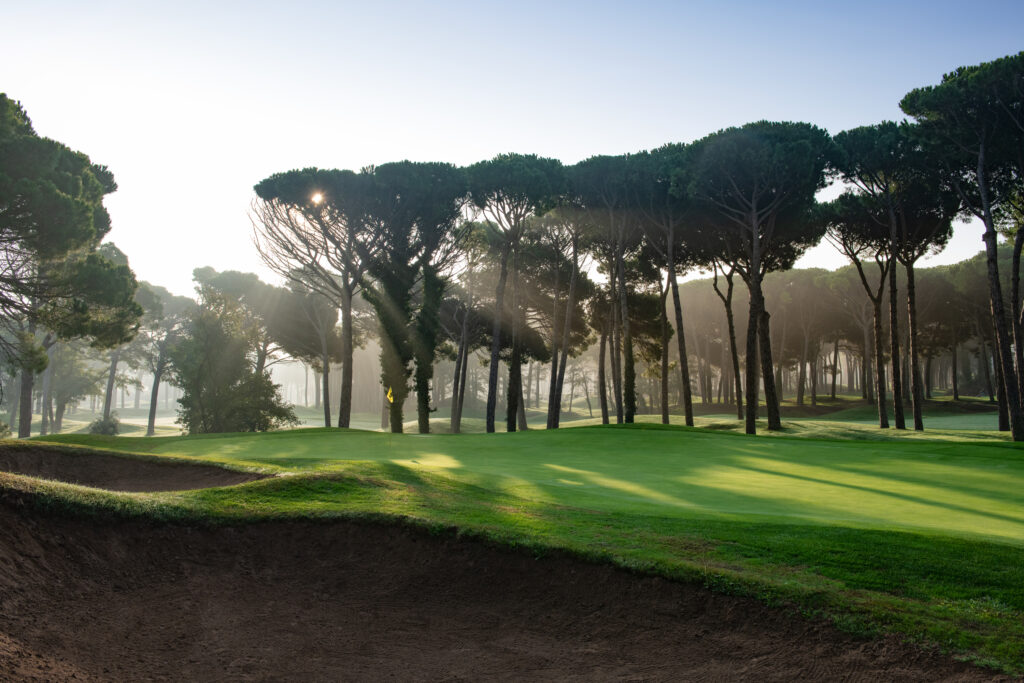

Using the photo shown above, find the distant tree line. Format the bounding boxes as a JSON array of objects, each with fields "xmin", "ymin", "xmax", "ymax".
[
  {"xmin": 3, "ymin": 51, "xmax": 1022, "ymax": 440},
  {"xmin": 249, "ymin": 52, "xmax": 1024, "ymax": 440}
]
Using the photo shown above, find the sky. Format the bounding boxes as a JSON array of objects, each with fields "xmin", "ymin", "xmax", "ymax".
[{"xmin": 3, "ymin": 0, "xmax": 1023, "ymax": 296}]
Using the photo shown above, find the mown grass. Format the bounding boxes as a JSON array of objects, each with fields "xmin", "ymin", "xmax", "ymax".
[{"xmin": 14, "ymin": 420, "xmax": 1024, "ymax": 673}]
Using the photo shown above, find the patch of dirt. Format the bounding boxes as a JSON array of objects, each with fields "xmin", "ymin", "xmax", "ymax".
[
  {"xmin": 0, "ymin": 447, "xmax": 267, "ymax": 492},
  {"xmin": 0, "ymin": 498, "xmax": 1006, "ymax": 682}
]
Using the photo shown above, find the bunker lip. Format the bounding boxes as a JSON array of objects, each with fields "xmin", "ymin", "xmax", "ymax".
[
  {"xmin": 0, "ymin": 502, "xmax": 1007, "ymax": 682},
  {"xmin": 0, "ymin": 446, "xmax": 267, "ymax": 492}
]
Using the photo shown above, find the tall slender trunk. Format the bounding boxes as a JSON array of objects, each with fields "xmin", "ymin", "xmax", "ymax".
[
  {"xmin": 925, "ymin": 356, "xmax": 933, "ymax": 399},
  {"xmin": 507, "ymin": 254, "xmax": 521, "ymax": 433},
  {"xmin": 103, "ymin": 350, "xmax": 121, "ymax": 421},
  {"xmin": 979, "ymin": 329, "xmax": 994, "ymax": 402},
  {"xmin": 872, "ymin": 300, "xmax": 890, "ymax": 428},
  {"xmin": 994, "ymin": 323, "xmax": 1010, "ymax": 431},
  {"xmin": 39, "ymin": 354, "xmax": 54, "ymax": 436},
  {"xmin": 455, "ymin": 337, "xmax": 471, "ymax": 432},
  {"xmin": 810, "ymin": 354, "xmax": 818, "ymax": 406},
  {"xmin": 951, "ymin": 336, "xmax": 960, "ymax": 401},
  {"xmin": 610, "ymin": 293, "xmax": 623, "ymax": 424},
  {"xmin": 485, "ymin": 246, "xmax": 511, "ymax": 433},
  {"xmin": 616, "ymin": 248, "xmax": 635, "ymax": 423},
  {"xmin": 598, "ymin": 323, "xmax": 609, "ymax": 425},
  {"xmin": 147, "ymin": 345, "xmax": 168, "ymax": 437},
  {"xmin": 337, "ymin": 288, "xmax": 354, "ymax": 428},
  {"xmin": 8, "ymin": 374, "xmax": 20, "ymax": 430},
  {"xmin": 546, "ymin": 269, "xmax": 561, "ymax": 429},
  {"xmin": 507, "ymin": 348, "xmax": 521, "ymax": 433},
  {"xmin": 744, "ymin": 285, "xmax": 761, "ymax": 435},
  {"xmin": 797, "ymin": 333, "xmax": 808, "ymax": 406},
  {"xmin": 888, "ymin": 258, "xmax": 905, "ymax": 429},
  {"xmin": 450, "ymin": 308, "xmax": 468, "ymax": 434},
  {"xmin": 725, "ymin": 303, "xmax": 742, "ymax": 420},
  {"xmin": 979, "ymin": 158, "xmax": 1024, "ymax": 438},
  {"xmin": 320, "ymin": 329, "xmax": 332, "ymax": 428},
  {"xmin": 552, "ymin": 235, "xmax": 581, "ymax": 429},
  {"xmin": 904, "ymin": 263, "xmax": 925, "ymax": 430},
  {"xmin": 659, "ymin": 280, "xmax": 669, "ymax": 425},
  {"xmin": 1012, "ymin": 228, "xmax": 1024, "ymax": 406},
  {"xmin": 669, "ymin": 252, "xmax": 694, "ymax": 426},
  {"xmin": 758, "ymin": 305, "xmax": 782, "ymax": 430},
  {"xmin": 517, "ymin": 373, "xmax": 527, "ymax": 431},
  {"xmin": 17, "ymin": 366, "xmax": 33, "ymax": 438},
  {"xmin": 583, "ymin": 375, "xmax": 593, "ymax": 417},
  {"xmin": 830, "ymin": 337, "xmax": 840, "ymax": 399}
]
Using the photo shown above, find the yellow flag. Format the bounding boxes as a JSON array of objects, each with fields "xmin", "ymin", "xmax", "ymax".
[{"xmin": 386, "ymin": 386, "xmax": 394, "ymax": 404}]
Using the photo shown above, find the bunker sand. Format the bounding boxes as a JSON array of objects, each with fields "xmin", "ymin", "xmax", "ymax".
[
  {"xmin": 0, "ymin": 499, "xmax": 1005, "ymax": 681},
  {"xmin": 0, "ymin": 447, "xmax": 266, "ymax": 492}
]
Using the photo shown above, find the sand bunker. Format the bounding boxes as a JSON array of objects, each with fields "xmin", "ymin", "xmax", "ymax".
[
  {"xmin": 0, "ymin": 498, "xmax": 1003, "ymax": 682},
  {"xmin": 0, "ymin": 447, "xmax": 267, "ymax": 492}
]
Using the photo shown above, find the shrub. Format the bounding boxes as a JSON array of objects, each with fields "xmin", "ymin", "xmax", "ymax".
[{"xmin": 88, "ymin": 414, "xmax": 120, "ymax": 435}]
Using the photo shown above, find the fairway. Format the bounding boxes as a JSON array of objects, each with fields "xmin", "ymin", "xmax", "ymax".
[{"xmin": 40, "ymin": 424, "xmax": 1024, "ymax": 545}]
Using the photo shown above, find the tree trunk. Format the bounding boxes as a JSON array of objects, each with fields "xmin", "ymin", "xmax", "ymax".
[
  {"xmin": 616, "ymin": 250, "xmax": 635, "ymax": 423},
  {"xmin": 102, "ymin": 350, "xmax": 120, "ymax": 421},
  {"xmin": 925, "ymin": 356, "xmax": 933, "ymax": 399},
  {"xmin": 979, "ymin": 331, "xmax": 994, "ymax": 402},
  {"xmin": 55, "ymin": 401, "xmax": 66, "ymax": 433},
  {"xmin": 980, "ymin": 191, "xmax": 1024, "ymax": 439},
  {"xmin": 951, "ymin": 334, "xmax": 960, "ymax": 401},
  {"xmin": 904, "ymin": 263, "xmax": 925, "ymax": 430},
  {"xmin": 758, "ymin": 306, "xmax": 783, "ymax": 430},
  {"xmin": 659, "ymin": 280, "xmax": 669, "ymax": 425},
  {"xmin": 888, "ymin": 258, "xmax": 905, "ymax": 429},
  {"xmin": 552, "ymin": 236, "xmax": 581, "ymax": 429},
  {"xmin": 1013, "ymin": 227, "xmax": 1024, "ymax": 409},
  {"xmin": 610, "ymin": 293, "xmax": 623, "ymax": 424},
  {"xmin": 338, "ymin": 288, "xmax": 354, "ymax": 428},
  {"xmin": 995, "ymin": 326, "xmax": 1010, "ymax": 431},
  {"xmin": 744, "ymin": 290, "xmax": 761, "ymax": 435},
  {"xmin": 506, "ymin": 349, "xmax": 521, "ymax": 433},
  {"xmin": 830, "ymin": 337, "xmax": 840, "ymax": 399},
  {"xmin": 872, "ymin": 300, "xmax": 890, "ymax": 428},
  {"xmin": 320, "ymin": 330, "xmax": 332, "ymax": 428},
  {"xmin": 797, "ymin": 333, "xmax": 808, "ymax": 406},
  {"xmin": 566, "ymin": 365, "xmax": 576, "ymax": 417},
  {"xmin": 506, "ymin": 255, "xmax": 522, "ymax": 433},
  {"xmin": 598, "ymin": 323, "xmax": 609, "ymax": 425},
  {"xmin": 39, "ymin": 354, "xmax": 54, "ymax": 436},
  {"xmin": 8, "ymin": 374, "xmax": 20, "ymax": 431},
  {"xmin": 669, "ymin": 254, "xmax": 695, "ymax": 426},
  {"xmin": 546, "ymin": 269, "xmax": 562, "ymax": 429},
  {"xmin": 450, "ymin": 308, "xmax": 468, "ymax": 434},
  {"xmin": 17, "ymin": 366, "xmax": 33, "ymax": 438},
  {"xmin": 810, "ymin": 354, "xmax": 818, "ymax": 406},
  {"xmin": 455, "ymin": 335, "xmax": 471, "ymax": 433},
  {"xmin": 147, "ymin": 346, "xmax": 167, "ymax": 437},
  {"xmin": 485, "ymin": 247, "xmax": 511, "ymax": 434},
  {"xmin": 583, "ymin": 375, "xmax": 593, "ymax": 417}
]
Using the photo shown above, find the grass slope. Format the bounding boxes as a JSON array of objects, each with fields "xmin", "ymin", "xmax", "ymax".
[{"xmin": 20, "ymin": 422, "xmax": 1024, "ymax": 673}]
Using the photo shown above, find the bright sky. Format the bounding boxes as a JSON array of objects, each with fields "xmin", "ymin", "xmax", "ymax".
[{"xmin": 3, "ymin": 1, "xmax": 1023, "ymax": 295}]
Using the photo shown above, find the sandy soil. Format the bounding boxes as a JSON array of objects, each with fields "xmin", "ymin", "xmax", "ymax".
[
  {"xmin": 0, "ymin": 447, "xmax": 267, "ymax": 492},
  {"xmin": 0, "ymin": 492, "xmax": 1006, "ymax": 682}
]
